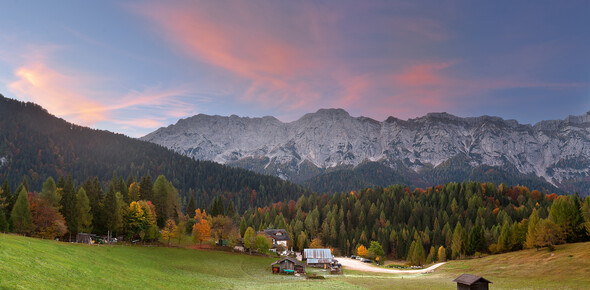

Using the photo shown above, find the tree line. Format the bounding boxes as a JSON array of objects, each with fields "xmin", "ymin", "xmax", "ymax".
[
  {"xmin": 0, "ymin": 173, "xmax": 182, "ymax": 241},
  {"xmin": 236, "ymin": 182, "xmax": 590, "ymax": 264}
]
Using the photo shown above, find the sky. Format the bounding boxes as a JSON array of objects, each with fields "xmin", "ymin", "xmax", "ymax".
[{"xmin": 1, "ymin": 0, "xmax": 589, "ymax": 137}]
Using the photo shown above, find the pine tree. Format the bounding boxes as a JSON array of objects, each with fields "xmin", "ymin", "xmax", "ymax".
[
  {"xmin": 11, "ymin": 188, "xmax": 32, "ymax": 235},
  {"xmin": 75, "ymin": 188, "xmax": 93, "ymax": 234}
]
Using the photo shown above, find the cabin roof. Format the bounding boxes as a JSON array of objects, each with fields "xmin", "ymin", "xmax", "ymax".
[
  {"xmin": 303, "ymin": 248, "xmax": 333, "ymax": 259},
  {"xmin": 453, "ymin": 274, "xmax": 492, "ymax": 285},
  {"xmin": 262, "ymin": 229, "xmax": 290, "ymax": 241},
  {"xmin": 270, "ymin": 257, "xmax": 305, "ymax": 267}
]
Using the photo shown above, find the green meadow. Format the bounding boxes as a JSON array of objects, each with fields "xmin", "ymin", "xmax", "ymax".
[{"xmin": 1, "ymin": 234, "xmax": 589, "ymax": 289}]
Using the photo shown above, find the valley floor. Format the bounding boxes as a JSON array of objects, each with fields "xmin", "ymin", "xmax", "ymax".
[{"xmin": 1, "ymin": 233, "xmax": 589, "ymax": 289}]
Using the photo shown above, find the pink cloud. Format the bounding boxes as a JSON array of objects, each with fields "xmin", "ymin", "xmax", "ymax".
[
  {"xmin": 9, "ymin": 61, "xmax": 107, "ymax": 126},
  {"xmin": 7, "ymin": 47, "xmax": 199, "ymax": 130}
]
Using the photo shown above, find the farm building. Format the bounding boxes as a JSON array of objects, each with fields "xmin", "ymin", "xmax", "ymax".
[
  {"xmin": 453, "ymin": 274, "xmax": 492, "ymax": 290},
  {"xmin": 260, "ymin": 229, "xmax": 290, "ymax": 248},
  {"xmin": 271, "ymin": 257, "xmax": 305, "ymax": 274},
  {"xmin": 303, "ymin": 248, "xmax": 333, "ymax": 268}
]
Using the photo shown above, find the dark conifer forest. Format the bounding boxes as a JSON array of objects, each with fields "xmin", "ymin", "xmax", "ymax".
[{"xmin": 0, "ymin": 95, "xmax": 307, "ymax": 212}]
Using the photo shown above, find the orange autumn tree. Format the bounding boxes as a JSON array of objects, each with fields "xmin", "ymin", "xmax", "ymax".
[
  {"xmin": 192, "ymin": 219, "xmax": 211, "ymax": 247},
  {"xmin": 357, "ymin": 244, "xmax": 368, "ymax": 257}
]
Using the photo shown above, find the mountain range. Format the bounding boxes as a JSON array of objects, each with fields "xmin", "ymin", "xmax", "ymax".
[{"xmin": 141, "ymin": 108, "xmax": 590, "ymax": 194}]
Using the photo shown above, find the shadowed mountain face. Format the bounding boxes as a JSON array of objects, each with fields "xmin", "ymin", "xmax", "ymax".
[{"xmin": 142, "ymin": 109, "xmax": 590, "ymax": 194}]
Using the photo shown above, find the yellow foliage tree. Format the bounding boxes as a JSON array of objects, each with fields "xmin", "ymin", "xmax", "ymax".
[
  {"xmin": 357, "ymin": 245, "xmax": 368, "ymax": 257},
  {"xmin": 192, "ymin": 219, "xmax": 211, "ymax": 247},
  {"xmin": 161, "ymin": 219, "xmax": 177, "ymax": 246},
  {"xmin": 309, "ymin": 237, "xmax": 324, "ymax": 248}
]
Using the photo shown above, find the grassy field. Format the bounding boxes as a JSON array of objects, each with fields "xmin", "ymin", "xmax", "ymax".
[{"xmin": 1, "ymin": 233, "xmax": 589, "ymax": 289}]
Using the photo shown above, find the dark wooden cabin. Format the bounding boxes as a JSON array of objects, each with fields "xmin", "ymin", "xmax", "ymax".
[
  {"xmin": 453, "ymin": 274, "xmax": 492, "ymax": 290},
  {"xmin": 271, "ymin": 257, "xmax": 305, "ymax": 274}
]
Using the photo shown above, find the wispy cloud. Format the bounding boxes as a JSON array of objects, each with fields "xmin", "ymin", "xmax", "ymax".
[{"xmin": 6, "ymin": 46, "xmax": 200, "ymax": 132}]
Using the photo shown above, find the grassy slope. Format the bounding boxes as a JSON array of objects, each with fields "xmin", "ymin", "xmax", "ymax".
[
  {"xmin": 0, "ymin": 234, "xmax": 354, "ymax": 289},
  {"xmin": 2, "ymin": 234, "xmax": 590, "ymax": 289},
  {"xmin": 344, "ymin": 242, "xmax": 590, "ymax": 289}
]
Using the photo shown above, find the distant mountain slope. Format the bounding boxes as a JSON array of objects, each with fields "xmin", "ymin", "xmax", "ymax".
[
  {"xmin": 142, "ymin": 108, "xmax": 590, "ymax": 194},
  {"xmin": 0, "ymin": 95, "xmax": 307, "ymax": 211}
]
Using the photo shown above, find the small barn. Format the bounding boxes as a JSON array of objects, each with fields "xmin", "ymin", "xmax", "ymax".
[
  {"xmin": 76, "ymin": 233, "xmax": 96, "ymax": 244},
  {"xmin": 271, "ymin": 257, "xmax": 305, "ymax": 274},
  {"xmin": 303, "ymin": 248, "xmax": 333, "ymax": 268},
  {"xmin": 453, "ymin": 274, "xmax": 492, "ymax": 290}
]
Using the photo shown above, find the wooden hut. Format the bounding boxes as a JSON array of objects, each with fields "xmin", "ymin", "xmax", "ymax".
[
  {"xmin": 271, "ymin": 257, "xmax": 305, "ymax": 274},
  {"xmin": 453, "ymin": 274, "xmax": 492, "ymax": 290}
]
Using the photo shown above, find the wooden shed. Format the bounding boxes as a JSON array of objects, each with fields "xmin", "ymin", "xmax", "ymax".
[
  {"xmin": 453, "ymin": 274, "xmax": 492, "ymax": 290},
  {"xmin": 76, "ymin": 233, "xmax": 96, "ymax": 244},
  {"xmin": 271, "ymin": 257, "xmax": 305, "ymax": 274}
]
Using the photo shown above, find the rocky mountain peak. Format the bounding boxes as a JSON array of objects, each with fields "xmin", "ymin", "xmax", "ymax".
[{"xmin": 141, "ymin": 109, "xmax": 590, "ymax": 192}]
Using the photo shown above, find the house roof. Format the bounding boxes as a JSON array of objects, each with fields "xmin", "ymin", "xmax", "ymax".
[
  {"xmin": 262, "ymin": 229, "xmax": 290, "ymax": 241},
  {"xmin": 453, "ymin": 274, "xmax": 492, "ymax": 285},
  {"xmin": 303, "ymin": 249, "xmax": 333, "ymax": 259},
  {"xmin": 271, "ymin": 257, "xmax": 305, "ymax": 267}
]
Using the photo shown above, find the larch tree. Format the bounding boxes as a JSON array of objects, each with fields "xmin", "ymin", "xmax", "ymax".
[
  {"xmin": 451, "ymin": 222, "xmax": 464, "ymax": 259},
  {"xmin": 128, "ymin": 182, "xmax": 140, "ymax": 202},
  {"xmin": 243, "ymin": 226, "xmax": 256, "ymax": 253},
  {"xmin": 40, "ymin": 177, "xmax": 60, "ymax": 210},
  {"xmin": 162, "ymin": 219, "xmax": 177, "ymax": 246},
  {"xmin": 535, "ymin": 219, "xmax": 566, "ymax": 251},
  {"xmin": 11, "ymin": 188, "xmax": 32, "ymax": 235},
  {"xmin": 526, "ymin": 209, "xmax": 540, "ymax": 248},
  {"xmin": 437, "ymin": 246, "xmax": 446, "ymax": 261},
  {"xmin": 75, "ymin": 188, "xmax": 92, "ymax": 234}
]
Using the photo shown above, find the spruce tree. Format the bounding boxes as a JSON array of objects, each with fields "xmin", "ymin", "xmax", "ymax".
[
  {"xmin": 1, "ymin": 180, "xmax": 13, "ymax": 218},
  {"xmin": 104, "ymin": 182, "xmax": 123, "ymax": 238},
  {"xmin": 0, "ymin": 210, "xmax": 8, "ymax": 232},
  {"xmin": 11, "ymin": 188, "xmax": 32, "ymax": 235},
  {"xmin": 186, "ymin": 195, "xmax": 196, "ymax": 218},
  {"xmin": 139, "ymin": 175, "xmax": 153, "ymax": 202}
]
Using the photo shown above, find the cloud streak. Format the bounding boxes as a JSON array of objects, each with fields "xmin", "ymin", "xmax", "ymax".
[{"xmin": 6, "ymin": 46, "xmax": 200, "ymax": 134}]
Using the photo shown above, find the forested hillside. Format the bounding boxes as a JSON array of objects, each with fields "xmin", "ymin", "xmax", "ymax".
[
  {"xmin": 0, "ymin": 95, "xmax": 307, "ymax": 212},
  {"xmin": 303, "ymin": 156, "xmax": 563, "ymax": 194},
  {"xmin": 239, "ymin": 181, "xmax": 590, "ymax": 264}
]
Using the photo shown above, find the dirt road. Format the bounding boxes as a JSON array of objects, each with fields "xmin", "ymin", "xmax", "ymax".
[{"xmin": 337, "ymin": 257, "xmax": 445, "ymax": 274}]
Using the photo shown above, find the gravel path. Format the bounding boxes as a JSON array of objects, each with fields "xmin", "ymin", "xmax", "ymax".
[{"xmin": 337, "ymin": 257, "xmax": 446, "ymax": 274}]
